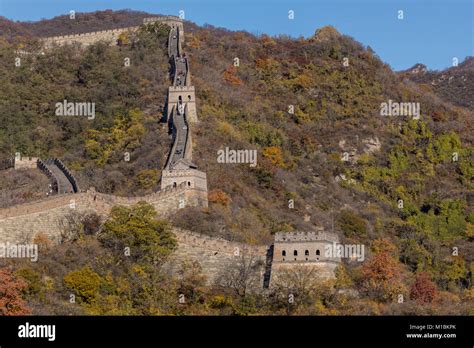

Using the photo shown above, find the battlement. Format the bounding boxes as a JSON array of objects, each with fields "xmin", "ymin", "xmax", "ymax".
[
  {"xmin": 41, "ymin": 16, "xmax": 184, "ymax": 49},
  {"xmin": 169, "ymin": 85, "xmax": 195, "ymax": 92},
  {"xmin": 167, "ymin": 86, "xmax": 198, "ymax": 123},
  {"xmin": 143, "ymin": 16, "xmax": 182, "ymax": 24},
  {"xmin": 274, "ymin": 230, "xmax": 339, "ymax": 243},
  {"xmin": 14, "ymin": 156, "xmax": 39, "ymax": 170},
  {"xmin": 42, "ymin": 26, "xmax": 138, "ymax": 41},
  {"xmin": 0, "ymin": 182, "xmax": 209, "ymax": 244},
  {"xmin": 0, "ymin": 182, "xmax": 188, "ymax": 220},
  {"xmin": 161, "ymin": 169, "xmax": 208, "ymax": 195},
  {"xmin": 269, "ymin": 230, "xmax": 342, "ymax": 287}
]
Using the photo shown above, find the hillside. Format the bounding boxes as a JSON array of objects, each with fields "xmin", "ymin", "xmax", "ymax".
[
  {"xmin": 0, "ymin": 10, "xmax": 473, "ymax": 315},
  {"xmin": 400, "ymin": 57, "xmax": 474, "ymax": 110}
]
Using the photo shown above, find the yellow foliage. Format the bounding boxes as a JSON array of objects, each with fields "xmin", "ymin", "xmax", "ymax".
[
  {"xmin": 117, "ymin": 32, "xmax": 130, "ymax": 46},
  {"xmin": 135, "ymin": 169, "xmax": 159, "ymax": 189},
  {"xmin": 263, "ymin": 146, "xmax": 286, "ymax": 168},
  {"xmin": 63, "ymin": 267, "xmax": 102, "ymax": 304},
  {"xmin": 84, "ymin": 109, "xmax": 145, "ymax": 165},
  {"xmin": 217, "ymin": 120, "xmax": 242, "ymax": 141},
  {"xmin": 85, "ymin": 139, "xmax": 101, "ymax": 159}
]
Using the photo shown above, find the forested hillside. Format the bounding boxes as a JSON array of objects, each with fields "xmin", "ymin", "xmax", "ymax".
[
  {"xmin": 400, "ymin": 57, "xmax": 474, "ymax": 110},
  {"xmin": 0, "ymin": 10, "xmax": 472, "ymax": 315}
]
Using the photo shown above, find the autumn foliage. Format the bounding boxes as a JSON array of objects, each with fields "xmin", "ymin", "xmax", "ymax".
[
  {"xmin": 262, "ymin": 146, "xmax": 286, "ymax": 168},
  {"xmin": 0, "ymin": 267, "xmax": 31, "ymax": 315},
  {"xmin": 410, "ymin": 272, "xmax": 437, "ymax": 304},
  {"xmin": 208, "ymin": 189, "xmax": 232, "ymax": 206},
  {"xmin": 222, "ymin": 66, "xmax": 243, "ymax": 86},
  {"xmin": 359, "ymin": 240, "xmax": 406, "ymax": 302}
]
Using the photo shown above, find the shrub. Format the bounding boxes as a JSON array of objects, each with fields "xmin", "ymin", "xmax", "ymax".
[
  {"xmin": 410, "ymin": 272, "xmax": 437, "ymax": 304},
  {"xmin": 63, "ymin": 266, "xmax": 103, "ymax": 304}
]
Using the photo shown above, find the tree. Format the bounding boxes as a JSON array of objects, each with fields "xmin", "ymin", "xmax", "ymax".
[
  {"xmin": 63, "ymin": 266, "xmax": 103, "ymax": 304},
  {"xmin": 359, "ymin": 240, "xmax": 406, "ymax": 302},
  {"xmin": 269, "ymin": 265, "xmax": 323, "ymax": 314},
  {"xmin": 262, "ymin": 146, "xmax": 286, "ymax": 168},
  {"xmin": 135, "ymin": 169, "xmax": 160, "ymax": 190},
  {"xmin": 208, "ymin": 189, "xmax": 232, "ymax": 206},
  {"xmin": 410, "ymin": 272, "xmax": 437, "ymax": 304},
  {"xmin": 215, "ymin": 253, "xmax": 263, "ymax": 298},
  {"xmin": 337, "ymin": 210, "xmax": 368, "ymax": 240},
  {"xmin": 117, "ymin": 32, "xmax": 130, "ymax": 46},
  {"xmin": 222, "ymin": 66, "xmax": 243, "ymax": 86},
  {"xmin": 99, "ymin": 202, "xmax": 177, "ymax": 265},
  {"xmin": 0, "ymin": 267, "xmax": 31, "ymax": 315},
  {"xmin": 176, "ymin": 260, "xmax": 207, "ymax": 304}
]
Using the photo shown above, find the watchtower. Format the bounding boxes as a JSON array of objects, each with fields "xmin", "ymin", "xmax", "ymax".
[{"xmin": 268, "ymin": 230, "xmax": 341, "ymax": 287}]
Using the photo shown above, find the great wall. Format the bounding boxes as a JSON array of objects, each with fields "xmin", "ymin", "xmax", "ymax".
[
  {"xmin": 41, "ymin": 16, "xmax": 179, "ymax": 49},
  {"xmin": 0, "ymin": 16, "xmax": 341, "ymax": 288}
]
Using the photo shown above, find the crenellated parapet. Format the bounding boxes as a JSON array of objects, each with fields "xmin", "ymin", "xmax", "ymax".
[
  {"xmin": 268, "ymin": 230, "xmax": 342, "ymax": 287},
  {"xmin": 41, "ymin": 27, "xmax": 139, "ymax": 48},
  {"xmin": 0, "ymin": 182, "xmax": 207, "ymax": 244},
  {"xmin": 274, "ymin": 230, "xmax": 339, "ymax": 243},
  {"xmin": 41, "ymin": 16, "xmax": 184, "ymax": 49},
  {"xmin": 166, "ymin": 86, "xmax": 198, "ymax": 122}
]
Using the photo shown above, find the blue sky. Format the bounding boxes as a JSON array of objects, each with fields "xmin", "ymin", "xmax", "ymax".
[{"xmin": 0, "ymin": 0, "xmax": 472, "ymax": 71}]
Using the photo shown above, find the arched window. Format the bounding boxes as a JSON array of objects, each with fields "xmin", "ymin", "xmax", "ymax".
[
  {"xmin": 316, "ymin": 249, "xmax": 320, "ymax": 256},
  {"xmin": 282, "ymin": 250, "xmax": 286, "ymax": 257},
  {"xmin": 188, "ymin": 181, "xmax": 191, "ymax": 186},
  {"xmin": 173, "ymin": 182, "xmax": 177, "ymax": 188},
  {"xmin": 178, "ymin": 96, "xmax": 182, "ymax": 102},
  {"xmin": 293, "ymin": 250, "xmax": 298, "ymax": 256},
  {"xmin": 305, "ymin": 250, "xmax": 309, "ymax": 256},
  {"xmin": 188, "ymin": 95, "xmax": 192, "ymax": 101}
]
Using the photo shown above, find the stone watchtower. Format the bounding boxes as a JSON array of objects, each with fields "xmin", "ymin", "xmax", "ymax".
[
  {"xmin": 167, "ymin": 86, "xmax": 198, "ymax": 123},
  {"xmin": 269, "ymin": 230, "xmax": 341, "ymax": 286}
]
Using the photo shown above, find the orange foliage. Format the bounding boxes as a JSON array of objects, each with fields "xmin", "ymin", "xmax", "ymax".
[
  {"xmin": 261, "ymin": 34, "xmax": 276, "ymax": 47},
  {"xmin": 360, "ymin": 251, "xmax": 405, "ymax": 302},
  {"xmin": 255, "ymin": 57, "xmax": 278, "ymax": 69},
  {"xmin": 208, "ymin": 189, "xmax": 232, "ymax": 206},
  {"xmin": 0, "ymin": 267, "xmax": 31, "ymax": 315},
  {"xmin": 410, "ymin": 272, "xmax": 437, "ymax": 304},
  {"xmin": 222, "ymin": 66, "xmax": 243, "ymax": 86}
]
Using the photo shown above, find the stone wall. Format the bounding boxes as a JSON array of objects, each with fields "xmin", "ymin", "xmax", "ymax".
[
  {"xmin": 41, "ymin": 27, "xmax": 138, "ymax": 49},
  {"xmin": 168, "ymin": 228, "xmax": 268, "ymax": 285},
  {"xmin": 41, "ymin": 16, "xmax": 184, "ymax": 49},
  {"xmin": 14, "ymin": 157, "xmax": 39, "ymax": 170},
  {"xmin": 0, "ymin": 183, "xmax": 207, "ymax": 244}
]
